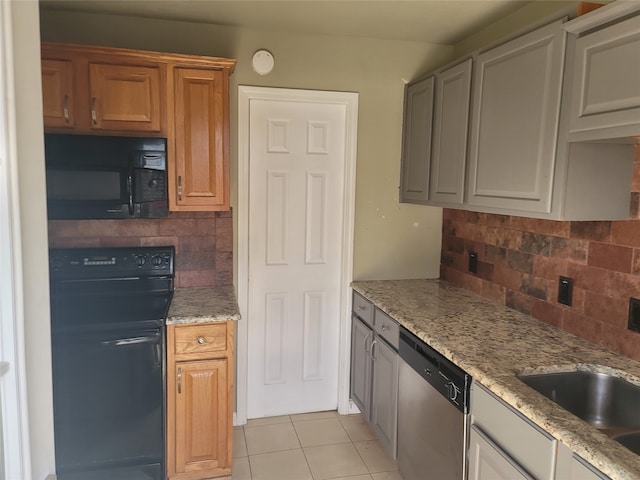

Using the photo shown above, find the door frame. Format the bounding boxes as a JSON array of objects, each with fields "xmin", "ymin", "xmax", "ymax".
[
  {"xmin": 0, "ymin": 0, "xmax": 32, "ymax": 477},
  {"xmin": 237, "ymin": 86, "xmax": 358, "ymax": 424}
]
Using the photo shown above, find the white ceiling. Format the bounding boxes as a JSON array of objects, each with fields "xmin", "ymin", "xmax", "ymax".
[{"xmin": 40, "ymin": 0, "xmax": 538, "ymax": 45}]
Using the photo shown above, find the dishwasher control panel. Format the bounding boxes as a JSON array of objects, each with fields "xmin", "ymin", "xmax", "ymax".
[{"xmin": 399, "ymin": 327, "xmax": 471, "ymax": 413}]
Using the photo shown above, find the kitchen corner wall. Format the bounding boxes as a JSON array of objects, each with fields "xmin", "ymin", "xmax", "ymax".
[
  {"xmin": 48, "ymin": 211, "xmax": 233, "ymax": 288},
  {"xmin": 441, "ymin": 146, "xmax": 640, "ymax": 361}
]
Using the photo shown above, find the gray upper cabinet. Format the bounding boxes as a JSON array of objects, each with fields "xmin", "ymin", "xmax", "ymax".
[
  {"xmin": 400, "ymin": 76, "xmax": 434, "ymax": 204},
  {"xmin": 429, "ymin": 58, "xmax": 472, "ymax": 206},
  {"xmin": 567, "ymin": 12, "xmax": 640, "ymax": 141},
  {"xmin": 467, "ymin": 19, "xmax": 566, "ymax": 214}
]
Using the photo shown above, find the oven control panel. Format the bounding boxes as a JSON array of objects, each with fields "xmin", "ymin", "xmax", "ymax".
[{"xmin": 49, "ymin": 246, "xmax": 175, "ymax": 279}]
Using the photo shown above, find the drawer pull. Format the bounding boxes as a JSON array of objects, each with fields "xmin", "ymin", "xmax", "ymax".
[
  {"xmin": 357, "ymin": 305, "xmax": 366, "ymax": 311},
  {"xmin": 197, "ymin": 337, "xmax": 205, "ymax": 345},
  {"xmin": 381, "ymin": 325, "xmax": 388, "ymax": 331}
]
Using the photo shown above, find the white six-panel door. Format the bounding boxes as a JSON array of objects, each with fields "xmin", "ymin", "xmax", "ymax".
[{"xmin": 243, "ymin": 90, "xmax": 357, "ymax": 419}]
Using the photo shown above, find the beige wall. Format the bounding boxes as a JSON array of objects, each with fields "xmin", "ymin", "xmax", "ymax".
[
  {"xmin": 39, "ymin": 9, "xmax": 453, "ymax": 281},
  {"xmin": 10, "ymin": 1, "xmax": 56, "ymax": 477},
  {"xmin": 453, "ymin": 1, "xmax": 577, "ymax": 57}
]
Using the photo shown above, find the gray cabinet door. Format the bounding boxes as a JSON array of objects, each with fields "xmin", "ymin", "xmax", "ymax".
[
  {"xmin": 370, "ymin": 337, "xmax": 398, "ymax": 459},
  {"xmin": 467, "ymin": 20, "xmax": 566, "ymax": 214},
  {"xmin": 350, "ymin": 315, "xmax": 373, "ymax": 419},
  {"xmin": 568, "ymin": 14, "xmax": 640, "ymax": 141},
  {"xmin": 468, "ymin": 426, "xmax": 532, "ymax": 480},
  {"xmin": 400, "ymin": 76, "xmax": 434, "ymax": 204},
  {"xmin": 429, "ymin": 58, "xmax": 472, "ymax": 205}
]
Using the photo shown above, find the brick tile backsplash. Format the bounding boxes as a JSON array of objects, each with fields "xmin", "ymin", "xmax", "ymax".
[
  {"xmin": 48, "ymin": 210, "xmax": 233, "ymax": 288},
  {"xmin": 441, "ymin": 146, "xmax": 640, "ymax": 361}
]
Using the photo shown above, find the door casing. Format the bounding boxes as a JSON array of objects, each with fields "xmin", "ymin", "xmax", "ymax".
[{"xmin": 236, "ymin": 86, "xmax": 358, "ymax": 425}]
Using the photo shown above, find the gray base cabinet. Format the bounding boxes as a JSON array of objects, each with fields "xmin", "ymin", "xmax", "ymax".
[
  {"xmin": 470, "ymin": 381, "xmax": 556, "ymax": 480},
  {"xmin": 350, "ymin": 315, "xmax": 372, "ymax": 417},
  {"xmin": 468, "ymin": 425, "xmax": 532, "ymax": 480},
  {"xmin": 370, "ymin": 332, "xmax": 398, "ymax": 456},
  {"xmin": 349, "ymin": 292, "xmax": 398, "ymax": 459}
]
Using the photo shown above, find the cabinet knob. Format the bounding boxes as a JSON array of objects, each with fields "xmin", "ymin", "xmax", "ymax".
[
  {"xmin": 197, "ymin": 337, "xmax": 205, "ymax": 345},
  {"xmin": 381, "ymin": 325, "xmax": 388, "ymax": 331}
]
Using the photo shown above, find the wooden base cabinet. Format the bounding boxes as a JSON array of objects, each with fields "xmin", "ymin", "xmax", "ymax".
[{"xmin": 167, "ymin": 322, "xmax": 234, "ymax": 480}]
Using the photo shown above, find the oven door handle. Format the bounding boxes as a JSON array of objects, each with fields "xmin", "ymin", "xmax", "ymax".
[{"xmin": 101, "ymin": 335, "xmax": 160, "ymax": 347}]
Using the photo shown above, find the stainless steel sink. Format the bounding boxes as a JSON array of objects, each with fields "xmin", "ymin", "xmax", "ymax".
[
  {"xmin": 518, "ymin": 370, "xmax": 640, "ymax": 429},
  {"xmin": 612, "ymin": 431, "xmax": 640, "ymax": 456},
  {"xmin": 517, "ymin": 369, "xmax": 640, "ymax": 455}
]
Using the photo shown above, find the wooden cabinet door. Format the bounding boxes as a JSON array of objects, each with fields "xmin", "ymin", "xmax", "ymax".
[
  {"xmin": 400, "ymin": 76, "xmax": 434, "ymax": 204},
  {"xmin": 370, "ymin": 337, "xmax": 398, "ymax": 459},
  {"xmin": 172, "ymin": 68, "xmax": 229, "ymax": 211},
  {"xmin": 41, "ymin": 59, "xmax": 74, "ymax": 128},
  {"xmin": 89, "ymin": 63, "xmax": 161, "ymax": 131},
  {"xmin": 468, "ymin": 426, "xmax": 532, "ymax": 480},
  {"xmin": 429, "ymin": 58, "xmax": 472, "ymax": 205},
  {"xmin": 350, "ymin": 315, "xmax": 373, "ymax": 419},
  {"xmin": 174, "ymin": 359, "xmax": 230, "ymax": 475},
  {"xmin": 466, "ymin": 19, "xmax": 566, "ymax": 214},
  {"xmin": 568, "ymin": 14, "xmax": 640, "ymax": 141}
]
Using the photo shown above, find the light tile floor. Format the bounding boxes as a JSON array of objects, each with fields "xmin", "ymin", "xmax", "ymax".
[{"xmin": 230, "ymin": 411, "xmax": 403, "ymax": 480}]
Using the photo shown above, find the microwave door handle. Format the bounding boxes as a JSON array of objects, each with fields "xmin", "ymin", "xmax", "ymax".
[{"xmin": 127, "ymin": 173, "xmax": 134, "ymax": 216}]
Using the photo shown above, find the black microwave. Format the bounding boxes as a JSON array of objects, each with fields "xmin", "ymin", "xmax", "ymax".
[{"xmin": 45, "ymin": 134, "xmax": 168, "ymax": 220}]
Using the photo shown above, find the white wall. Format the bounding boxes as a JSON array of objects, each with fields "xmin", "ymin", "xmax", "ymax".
[
  {"xmin": 39, "ymin": 9, "xmax": 453, "ymax": 281},
  {"xmin": 9, "ymin": 1, "xmax": 55, "ymax": 478}
]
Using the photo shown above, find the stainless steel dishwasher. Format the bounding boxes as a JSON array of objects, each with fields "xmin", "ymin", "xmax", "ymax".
[{"xmin": 397, "ymin": 327, "xmax": 471, "ymax": 480}]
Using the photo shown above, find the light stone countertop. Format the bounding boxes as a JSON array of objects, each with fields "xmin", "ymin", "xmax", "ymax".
[
  {"xmin": 167, "ymin": 285, "xmax": 240, "ymax": 325},
  {"xmin": 352, "ymin": 279, "xmax": 640, "ymax": 480}
]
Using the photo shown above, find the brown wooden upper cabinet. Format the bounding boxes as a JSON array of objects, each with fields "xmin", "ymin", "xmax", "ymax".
[
  {"xmin": 88, "ymin": 63, "xmax": 161, "ymax": 132},
  {"xmin": 171, "ymin": 67, "xmax": 229, "ymax": 211},
  {"xmin": 41, "ymin": 43, "xmax": 166, "ymax": 134},
  {"xmin": 41, "ymin": 58, "xmax": 75, "ymax": 128},
  {"xmin": 40, "ymin": 42, "xmax": 236, "ymax": 212}
]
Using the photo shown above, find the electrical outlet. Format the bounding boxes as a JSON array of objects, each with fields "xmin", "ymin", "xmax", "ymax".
[
  {"xmin": 558, "ymin": 276, "xmax": 573, "ymax": 306},
  {"xmin": 628, "ymin": 298, "xmax": 640, "ymax": 333},
  {"xmin": 468, "ymin": 251, "xmax": 478, "ymax": 274}
]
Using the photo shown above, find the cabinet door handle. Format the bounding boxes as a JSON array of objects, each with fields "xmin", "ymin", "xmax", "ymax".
[
  {"xmin": 177, "ymin": 367, "xmax": 182, "ymax": 394},
  {"xmin": 363, "ymin": 331, "xmax": 372, "ymax": 351},
  {"xmin": 63, "ymin": 95, "xmax": 69, "ymax": 122},
  {"xmin": 90, "ymin": 97, "xmax": 97, "ymax": 124},
  {"xmin": 370, "ymin": 339, "xmax": 378, "ymax": 360},
  {"xmin": 177, "ymin": 176, "xmax": 183, "ymax": 201}
]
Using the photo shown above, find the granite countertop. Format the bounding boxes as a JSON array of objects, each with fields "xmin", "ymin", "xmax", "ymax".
[
  {"xmin": 167, "ymin": 285, "xmax": 240, "ymax": 325},
  {"xmin": 352, "ymin": 279, "xmax": 640, "ymax": 480}
]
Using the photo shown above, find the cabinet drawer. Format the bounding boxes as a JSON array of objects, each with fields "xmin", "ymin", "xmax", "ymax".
[
  {"xmin": 471, "ymin": 382, "xmax": 555, "ymax": 480},
  {"xmin": 353, "ymin": 291, "xmax": 374, "ymax": 327},
  {"xmin": 173, "ymin": 323, "xmax": 228, "ymax": 358},
  {"xmin": 374, "ymin": 309, "xmax": 399, "ymax": 350}
]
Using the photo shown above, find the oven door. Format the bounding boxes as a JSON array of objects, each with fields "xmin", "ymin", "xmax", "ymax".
[{"xmin": 51, "ymin": 325, "xmax": 165, "ymax": 480}]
